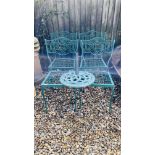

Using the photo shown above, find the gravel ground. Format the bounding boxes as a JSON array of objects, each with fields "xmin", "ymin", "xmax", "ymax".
[{"xmin": 34, "ymin": 76, "xmax": 121, "ymax": 155}]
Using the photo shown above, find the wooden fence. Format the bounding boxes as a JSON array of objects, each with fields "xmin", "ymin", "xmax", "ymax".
[{"xmin": 34, "ymin": 0, "xmax": 121, "ymax": 46}]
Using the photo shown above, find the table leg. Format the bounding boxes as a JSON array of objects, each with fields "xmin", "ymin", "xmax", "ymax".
[
  {"xmin": 74, "ymin": 89, "xmax": 77, "ymax": 112},
  {"xmin": 70, "ymin": 89, "xmax": 74, "ymax": 111},
  {"xmin": 69, "ymin": 88, "xmax": 83, "ymax": 112},
  {"xmin": 41, "ymin": 87, "xmax": 48, "ymax": 113},
  {"xmin": 79, "ymin": 88, "xmax": 82, "ymax": 109},
  {"xmin": 109, "ymin": 87, "xmax": 114, "ymax": 113}
]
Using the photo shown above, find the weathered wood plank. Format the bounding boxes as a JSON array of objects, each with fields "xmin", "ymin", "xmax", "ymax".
[
  {"xmin": 96, "ymin": 0, "xmax": 104, "ymax": 32},
  {"xmin": 85, "ymin": 0, "xmax": 91, "ymax": 31},
  {"xmin": 80, "ymin": 0, "xmax": 86, "ymax": 32},
  {"xmin": 46, "ymin": 0, "xmax": 54, "ymax": 33},
  {"xmin": 90, "ymin": 0, "xmax": 97, "ymax": 30},
  {"xmin": 101, "ymin": 0, "xmax": 110, "ymax": 32},
  {"xmin": 116, "ymin": 3, "xmax": 121, "ymax": 44},
  {"xmin": 74, "ymin": 0, "xmax": 80, "ymax": 32},
  {"xmin": 56, "ymin": 0, "xmax": 64, "ymax": 31},
  {"xmin": 112, "ymin": 0, "xmax": 121, "ymax": 41},
  {"xmin": 63, "ymin": 0, "xmax": 69, "ymax": 31},
  {"xmin": 68, "ymin": 0, "xmax": 75, "ymax": 32},
  {"xmin": 106, "ymin": 0, "xmax": 116, "ymax": 38}
]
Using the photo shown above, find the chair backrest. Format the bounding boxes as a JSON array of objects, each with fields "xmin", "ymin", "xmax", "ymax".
[
  {"xmin": 50, "ymin": 31, "xmax": 77, "ymax": 40},
  {"xmin": 79, "ymin": 30, "xmax": 107, "ymax": 40},
  {"xmin": 80, "ymin": 37, "xmax": 112, "ymax": 55},
  {"xmin": 80, "ymin": 37, "xmax": 105, "ymax": 55},
  {"xmin": 45, "ymin": 37, "xmax": 78, "ymax": 56}
]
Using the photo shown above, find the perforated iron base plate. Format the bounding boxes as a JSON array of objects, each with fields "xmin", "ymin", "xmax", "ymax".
[{"xmin": 60, "ymin": 71, "xmax": 95, "ymax": 88}]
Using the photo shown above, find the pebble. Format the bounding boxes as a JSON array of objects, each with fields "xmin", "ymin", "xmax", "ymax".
[{"xmin": 34, "ymin": 75, "xmax": 121, "ymax": 154}]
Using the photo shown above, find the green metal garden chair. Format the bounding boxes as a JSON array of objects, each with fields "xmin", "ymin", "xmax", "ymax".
[
  {"xmin": 80, "ymin": 37, "xmax": 115, "ymax": 70},
  {"xmin": 80, "ymin": 37, "xmax": 115, "ymax": 112},
  {"xmin": 45, "ymin": 37, "xmax": 78, "ymax": 71},
  {"xmin": 50, "ymin": 31, "xmax": 78, "ymax": 40}
]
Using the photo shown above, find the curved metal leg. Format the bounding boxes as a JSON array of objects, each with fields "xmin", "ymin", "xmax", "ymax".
[{"xmin": 109, "ymin": 87, "xmax": 115, "ymax": 113}]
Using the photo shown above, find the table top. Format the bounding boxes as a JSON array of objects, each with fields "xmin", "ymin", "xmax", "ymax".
[
  {"xmin": 60, "ymin": 71, "xmax": 95, "ymax": 88},
  {"xmin": 41, "ymin": 69, "xmax": 114, "ymax": 88}
]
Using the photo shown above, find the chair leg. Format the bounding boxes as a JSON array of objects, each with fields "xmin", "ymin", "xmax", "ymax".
[{"xmin": 109, "ymin": 87, "xmax": 115, "ymax": 113}]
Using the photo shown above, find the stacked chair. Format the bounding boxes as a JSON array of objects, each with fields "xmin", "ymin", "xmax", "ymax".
[{"xmin": 44, "ymin": 30, "xmax": 115, "ymax": 73}]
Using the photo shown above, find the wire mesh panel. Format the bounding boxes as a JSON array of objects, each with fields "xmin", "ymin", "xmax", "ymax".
[
  {"xmin": 45, "ymin": 37, "xmax": 78, "ymax": 71},
  {"xmin": 50, "ymin": 31, "xmax": 78, "ymax": 40}
]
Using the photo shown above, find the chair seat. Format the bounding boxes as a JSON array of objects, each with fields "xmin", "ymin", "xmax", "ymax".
[
  {"xmin": 81, "ymin": 58, "xmax": 107, "ymax": 68},
  {"xmin": 48, "ymin": 58, "xmax": 75, "ymax": 70}
]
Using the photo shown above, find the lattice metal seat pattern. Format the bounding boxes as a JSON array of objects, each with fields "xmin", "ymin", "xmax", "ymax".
[
  {"xmin": 45, "ymin": 37, "xmax": 78, "ymax": 71},
  {"xmin": 81, "ymin": 58, "xmax": 106, "ymax": 68},
  {"xmin": 48, "ymin": 58, "xmax": 75, "ymax": 69},
  {"xmin": 50, "ymin": 31, "xmax": 77, "ymax": 40},
  {"xmin": 92, "ymin": 72, "xmax": 114, "ymax": 86}
]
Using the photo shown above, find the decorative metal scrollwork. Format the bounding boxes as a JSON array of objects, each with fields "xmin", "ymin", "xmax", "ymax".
[{"xmin": 45, "ymin": 37, "xmax": 78, "ymax": 55}]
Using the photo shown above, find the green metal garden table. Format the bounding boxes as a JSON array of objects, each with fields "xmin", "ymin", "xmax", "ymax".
[{"xmin": 41, "ymin": 69, "xmax": 114, "ymax": 113}]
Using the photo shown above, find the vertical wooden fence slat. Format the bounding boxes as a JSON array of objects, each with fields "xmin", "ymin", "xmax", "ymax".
[
  {"xmin": 57, "ymin": 1, "xmax": 64, "ymax": 31},
  {"xmin": 90, "ymin": 0, "xmax": 97, "ymax": 30},
  {"xmin": 99, "ymin": 0, "xmax": 104, "ymax": 33},
  {"xmin": 107, "ymin": 0, "xmax": 116, "ymax": 38},
  {"xmin": 74, "ymin": 0, "xmax": 80, "ymax": 33},
  {"xmin": 46, "ymin": 0, "xmax": 53, "ymax": 33},
  {"xmin": 51, "ymin": 0, "xmax": 58, "ymax": 32},
  {"xmin": 101, "ymin": 0, "xmax": 109, "ymax": 32},
  {"xmin": 68, "ymin": 0, "xmax": 75, "ymax": 32},
  {"xmin": 112, "ymin": 0, "xmax": 121, "ymax": 41},
  {"xmin": 116, "ymin": 3, "xmax": 121, "ymax": 45},
  {"xmin": 80, "ymin": 0, "xmax": 86, "ymax": 32},
  {"xmin": 85, "ymin": 0, "xmax": 91, "ymax": 32},
  {"xmin": 96, "ymin": 0, "xmax": 104, "ymax": 32},
  {"xmin": 63, "ymin": 0, "xmax": 69, "ymax": 31},
  {"xmin": 55, "ymin": 0, "xmax": 60, "ymax": 32}
]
